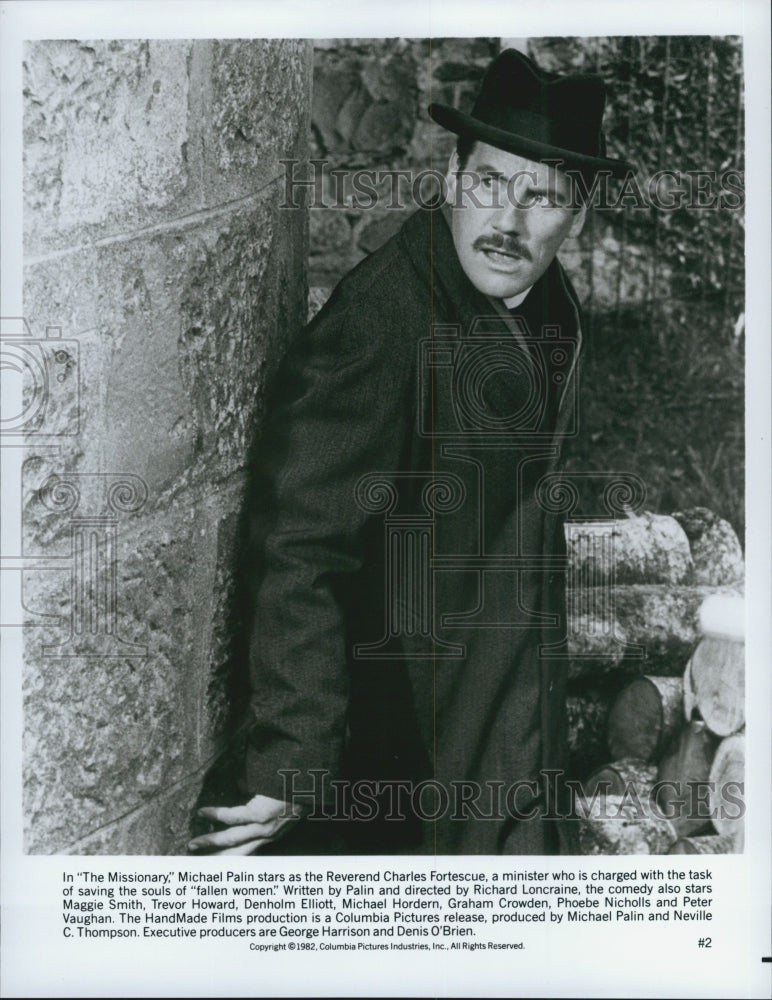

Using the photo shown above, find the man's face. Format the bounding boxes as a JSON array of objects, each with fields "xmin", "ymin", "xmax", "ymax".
[{"xmin": 446, "ymin": 141, "xmax": 585, "ymax": 302}]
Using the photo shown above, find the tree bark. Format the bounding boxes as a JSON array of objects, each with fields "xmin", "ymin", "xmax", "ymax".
[
  {"xmin": 583, "ymin": 759, "xmax": 657, "ymax": 799},
  {"xmin": 575, "ymin": 794, "xmax": 678, "ymax": 855},
  {"xmin": 667, "ymin": 832, "xmax": 739, "ymax": 854}
]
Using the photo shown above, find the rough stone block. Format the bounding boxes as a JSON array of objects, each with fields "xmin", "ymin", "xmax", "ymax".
[
  {"xmin": 198, "ymin": 487, "xmax": 254, "ymax": 761},
  {"xmin": 21, "ymin": 494, "xmax": 203, "ymax": 851},
  {"xmin": 68, "ymin": 773, "xmax": 203, "ymax": 855},
  {"xmin": 21, "ymin": 471, "xmax": 252, "ymax": 854},
  {"xmin": 22, "ymin": 502, "xmax": 221, "ymax": 853},
  {"xmin": 21, "ymin": 462, "xmax": 149, "ymax": 556},
  {"xmin": 24, "ymin": 40, "xmax": 193, "ymax": 254},
  {"xmin": 24, "ymin": 39, "xmax": 312, "ymax": 254},
  {"xmin": 176, "ymin": 200, "xmax": 307, "ymax": 487},
  {"xmin": 24, "ymin": 236, "xmax": 198, "ymax": 497},
  {"xmin": 205, "ymin": 39, "xmax": 312, "ymax": 203},
  {"xmin": 23, "ymin": 191, "xmax": 306, "ymax": 500}
]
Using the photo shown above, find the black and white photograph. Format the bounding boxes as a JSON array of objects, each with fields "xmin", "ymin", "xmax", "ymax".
[{"xmin": 1, "ymin": 1, "xmax": 769, "ymax": 996}]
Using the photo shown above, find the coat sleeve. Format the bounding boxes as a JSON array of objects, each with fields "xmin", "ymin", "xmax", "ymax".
[{"xmin": 243, "ymin": 284, "xmax": 416, "ymax": 809}]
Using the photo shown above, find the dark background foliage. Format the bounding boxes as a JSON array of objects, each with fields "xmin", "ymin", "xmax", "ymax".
[{"xmin": 531, "ymin": 36, "xmax": 744, "ymax": 537}]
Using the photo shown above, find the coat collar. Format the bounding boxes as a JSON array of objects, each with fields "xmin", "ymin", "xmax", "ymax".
[{"xmin": 398, "ymin": 203, "xmax": 496, "ymax": 333}]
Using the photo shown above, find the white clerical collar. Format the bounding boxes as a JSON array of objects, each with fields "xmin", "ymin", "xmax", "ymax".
[{"xmin": 503, "ymin": 286, "xmax": 533, "ymax": 309}]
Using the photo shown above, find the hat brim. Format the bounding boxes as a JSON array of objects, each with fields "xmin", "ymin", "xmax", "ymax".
[{"xmin": 429, "ymin": 103, "xmax": 636, "ymax": 180}]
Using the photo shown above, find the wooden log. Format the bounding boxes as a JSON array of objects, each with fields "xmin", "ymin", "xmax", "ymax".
[
  {"xmin": 708, "ymin": 732, "xmax": 745, "ymax": 839},
  {"xmin": 575, "ymin": 794, "xmax": 678, "ymax": 855},
  {"xmin": 607, "ymin": 676, "xmax": 683, "ymax": 762},
  {"xmin": 565, "ymin": 514, "xmax": 692, "ymax": 586},
  {"xmin": 566, "ymin": 611, "xmax": 627, "ymax": 680},
  {"xmin": 668, "ymin": 833, "xmax": 739, "ymax": 855},
  {"xmin": 682, "ymin": 656, "xmax": 698, "ymax": 721},
  {"xmin": 583, "ymin": 759, "xmax": 657, "ymax": 800},
  {"xmin": 566, "ymin": 585, "xmax": 742, "ymax": 680},
  {"xmin": 689, "ymin": 634, "xmax": 745, "ymax": 736},
  {"xmin": 673, "ymin": 508, "xmax": 744, "ymax": 586},
  {"xmin": 654, "ymin": 719, "xmax": 719, "ymax": 836}
]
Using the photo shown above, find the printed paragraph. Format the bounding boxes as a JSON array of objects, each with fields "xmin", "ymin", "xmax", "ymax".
[{"xmin": 59, "ymin": 865, "xmax": 714, "ymax": 950}]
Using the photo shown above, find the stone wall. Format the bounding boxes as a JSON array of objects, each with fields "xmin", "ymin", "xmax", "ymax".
[{"xmin": 21, "ymin": 39, "xmax": 312, "ymax": 854}]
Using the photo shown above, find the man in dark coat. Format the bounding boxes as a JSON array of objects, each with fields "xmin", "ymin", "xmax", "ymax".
[{"xmin": 190, "ymin": 49, "xmax": 634, "ymax": 856}]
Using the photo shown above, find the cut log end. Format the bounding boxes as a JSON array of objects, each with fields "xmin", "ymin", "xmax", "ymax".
[
  {"xmin": 690, "ymin": 634, "xmax": 745, "ymax": 736},
  {"xmin": 708, "ymin": 733, "xmax": 745, "ymax": 837},
  {"xmin": 607, "ymin": 675, "xmax": 683, "ymax": 761}
]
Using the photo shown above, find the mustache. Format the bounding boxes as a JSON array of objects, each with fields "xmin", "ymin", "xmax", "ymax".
[{"xmin": 473, "ymin": 234, "xmax": 532, "ymax": 261}]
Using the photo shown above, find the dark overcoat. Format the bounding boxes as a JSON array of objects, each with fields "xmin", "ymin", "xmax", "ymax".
[{"xmin": 244, "ymin": 205, "xmax": 582, "ymax": 854}]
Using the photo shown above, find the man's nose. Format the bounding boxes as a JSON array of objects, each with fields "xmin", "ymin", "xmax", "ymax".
[
  {"xmin": 492, "ymin": 194, "xmax": 528, "ymax": 234},
  {"xmin": 492, "ymin": 176, "xmax": 533, "ymax": 231}
]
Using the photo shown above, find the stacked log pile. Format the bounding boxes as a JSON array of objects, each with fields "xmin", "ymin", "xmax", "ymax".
[{"xmin": 564, "ymin": 508, "xmax": 745, "ymax": 855}]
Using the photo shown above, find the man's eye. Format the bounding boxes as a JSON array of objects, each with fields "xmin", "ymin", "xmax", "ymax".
[{"xmin": 481, "ymin": 175, "xmax": 494, "ymax": 188}]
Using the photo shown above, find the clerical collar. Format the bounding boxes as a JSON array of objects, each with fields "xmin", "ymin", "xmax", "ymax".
[
  {"xmin": 438, "ymin": 201, "xmax": 534, "ymax": 309},
  {"xmin": 503, "ymin": 286, "xmax": 532, "ymax": 309}
]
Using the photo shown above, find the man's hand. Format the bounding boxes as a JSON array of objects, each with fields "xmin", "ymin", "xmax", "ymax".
[{"xmin": 188, "ymin": 794, "xmax": 302, "ymax": 856}]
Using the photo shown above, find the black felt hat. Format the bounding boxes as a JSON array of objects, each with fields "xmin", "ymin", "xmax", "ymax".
[{"xmin": 429, "ymin": 49, "xmax": 636, "ymax": 180}]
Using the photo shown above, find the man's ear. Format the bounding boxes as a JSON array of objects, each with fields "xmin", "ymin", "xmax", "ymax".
[{"xmin": 568, "ymin": 200, "xmax": 587, "ymax": 238}]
